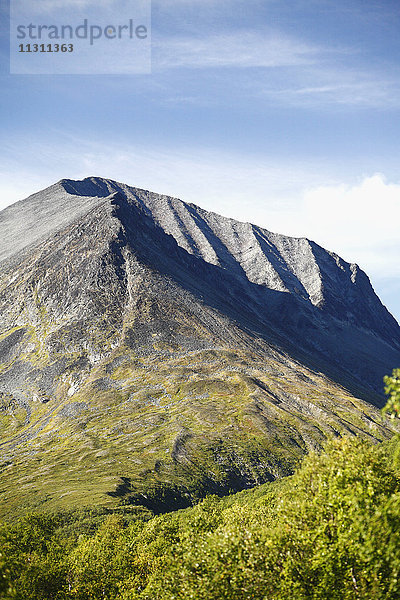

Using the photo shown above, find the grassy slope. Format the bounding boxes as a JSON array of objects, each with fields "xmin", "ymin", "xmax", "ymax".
[{"xmin": 0, "ymin": 325, "xmax": 393, "ymax": 518}]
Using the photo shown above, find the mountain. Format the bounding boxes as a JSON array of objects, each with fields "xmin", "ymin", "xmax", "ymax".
[{"xmin": 0, "ymin": 176, "xmax": 399, "ymax": 516}]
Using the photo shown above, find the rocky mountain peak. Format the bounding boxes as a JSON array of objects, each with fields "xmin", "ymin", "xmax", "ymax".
[
  {"xmin": 0, "ymin": 176, "xmax": 399, "ymax": 515},
  {"xmin": 56, "ymin": 177, "xmax": 399, "ymax": 345}
]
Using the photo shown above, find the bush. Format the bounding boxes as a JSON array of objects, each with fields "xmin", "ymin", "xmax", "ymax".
[
  {"xmin": 142, "ymin": 438, "xmax": 400, "ymax": 600},
  {"xmin": 383, "ymin": 368, "xmax": 400, "ymax": 418},
  {"xmin": 2, "ymin": 437, "xmax": 400, "ymax": 599}
]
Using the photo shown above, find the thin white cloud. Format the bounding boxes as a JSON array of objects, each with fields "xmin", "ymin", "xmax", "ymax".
[
  {"xmin": 301, "ymin": 174, "xmax": 400, "ymax": 276},
  {"xmin": 1, "ymin": 137, "xmax": 397, "ymax": 275},
  {"xmin": 154, "ymin": 0, "xmax": 226, "ymax": 4},
  {"xmin": 262, "ymin": 64, "xmax": 400, "ymax": 108},
  {"xmin": 0, "ymin": 135, "xmax": 324, "ymax": 210},
  {"xmin": 152, "ymin": 0, "xmax": 266, "ymax": 9},
  {"xmin": 264, "ymin": 174, "xmax": 400, "ymax": 283},
  {"xmin": 154, "ymin": 32, "xmax": 320, "ymax": 69},
  {"xmin": 152, "ymin": 30, "xmax": 400, "ymax": 108}
]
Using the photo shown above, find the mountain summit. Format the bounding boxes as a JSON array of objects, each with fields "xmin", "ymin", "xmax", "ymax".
[{"xmin": 0, "ymin": 177, "xmax": 399, "ymax": 515}]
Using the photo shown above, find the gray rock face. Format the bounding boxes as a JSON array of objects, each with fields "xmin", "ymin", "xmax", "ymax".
[
  {"xmin": 0, "ymin": 182, "xmax": 100, "ymax": 264},
  {"xmin": 44, "ymin": 177, "xmax": 400, "ymax": 345},
  {"xmin": 1, "ymin": 176, "xmax": 399, "ymax": 400}
]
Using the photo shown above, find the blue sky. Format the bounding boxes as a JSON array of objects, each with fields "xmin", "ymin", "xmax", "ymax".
[{"xmin": 1, "ymin": 0, "xmax": 400, "ymax": 321}]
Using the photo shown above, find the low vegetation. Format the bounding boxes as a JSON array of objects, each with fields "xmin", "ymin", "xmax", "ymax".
[
  {"xmin": 0, "ymin": 370, "xmax": 398, "ymax": 599},
  {"xmin": 0, "ymin": 344, "xmax": 392, "ymax": 520},
  {"xmin": 383, "ymin": 368, "xmax": 400, "ymax": 418},
  {"xmin": 1, "ymin": 432, "xmax": 400, "ymax": 599}
]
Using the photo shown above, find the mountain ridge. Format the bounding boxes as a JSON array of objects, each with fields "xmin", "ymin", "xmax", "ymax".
[
  {"xmin": 3, "ymin": 176, "xmax": 398, "ymax": 340},
  {"xmin": 0, "ymin": 176, "xmax": 399, "ymax": 516}
]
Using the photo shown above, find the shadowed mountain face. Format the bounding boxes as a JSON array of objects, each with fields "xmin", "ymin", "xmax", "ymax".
[{"xmin": 0, "ymin": 176, "xmax": 399, "ymax": 516}]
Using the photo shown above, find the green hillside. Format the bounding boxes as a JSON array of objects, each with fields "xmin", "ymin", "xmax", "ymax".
[{"xmin": 0, "ymin": 339, "xmax": 392, "ymax": 518}]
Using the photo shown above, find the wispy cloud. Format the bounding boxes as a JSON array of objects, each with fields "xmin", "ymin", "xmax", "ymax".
[
  {"xmin": 152, "ymin": 28, "xmax": 400, "ymax": 108},
  {"xmin": 262, "ymin": 66, "xmax": 400, "ymax": 108},
  {"xmin": 0, "ymin": 133, "xmax": 327, "ymax": 211},
  {"xmin": 153, "ymin": 0, "xmax": 228, "ymax": 4},
  {"xmin": 154, "ymin": 32, "xmax": 320, "ymax": 70}
]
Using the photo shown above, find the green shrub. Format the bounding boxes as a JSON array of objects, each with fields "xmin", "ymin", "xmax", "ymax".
[
  {"xmin": 2, "ymin": 437, "xmax": 400, "ymax": 599},
  {"xmin": 142, "ymin": 438, "xmax": 400, "ymax": 600},
  {"xmin": 383, "ymin": 368, "xmax": 400, "ymax": 418}
]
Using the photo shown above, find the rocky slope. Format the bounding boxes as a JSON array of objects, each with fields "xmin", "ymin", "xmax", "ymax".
[{"xmin": 0, "ymin": 177, "xmax": 398, "ymax": 516}]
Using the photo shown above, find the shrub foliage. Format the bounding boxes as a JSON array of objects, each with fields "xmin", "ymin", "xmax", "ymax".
[
  {"xmin": 1, "ymin": 434, "xmax": 400, "ymax": 599},
  {"xmin": 383, "ymin": 368, "xmax": 400, "ymax": 418}
]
